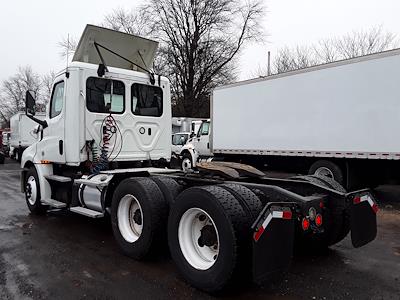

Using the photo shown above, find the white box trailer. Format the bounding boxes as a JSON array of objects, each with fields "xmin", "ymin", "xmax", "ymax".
[
  {"xmin": 9, "ymin": 112, "xmax": 45, "ymax": 161},
  {"xmin": 211, "ymin": 48, "xmax": 400, "ymax": 189}
]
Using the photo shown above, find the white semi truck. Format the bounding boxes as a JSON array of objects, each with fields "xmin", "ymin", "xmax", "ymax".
[
  {"xmin": 181, "ymin": 49, "xmax": 400, "ymax": 190},
  {"xmin": 21, "ymin": 25, "xmax": 377, "ymax": 293},
  {"xmin": 9, "ymin": 112, "xmax": 46, "ymax": 161}
]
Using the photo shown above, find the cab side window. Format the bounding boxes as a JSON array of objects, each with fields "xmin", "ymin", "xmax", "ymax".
[
  {"xmin": 50, "ymin": 81, "xmax": 65, "ymax": 118},
  {"xmin": 197, "ymin": 122, "xmax": 210, "ymax": 136}
]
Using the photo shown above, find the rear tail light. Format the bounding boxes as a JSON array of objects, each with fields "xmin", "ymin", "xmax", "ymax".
[
  {"xmin": 353, "ymin": 196, "xmax": 361, "ymax": 204},
  {"xmin": 282, "ymin": 211, "xmax": 292, "ymax": 219},
  {"xmin": 315, "ymin": 214, "xmax": 323, "ymax": 226},
  {"xmin": 302, "ymin": 218, "xmax": 310, "ymax": 231}
]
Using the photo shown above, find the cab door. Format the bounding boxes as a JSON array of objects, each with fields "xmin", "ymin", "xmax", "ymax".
[
  {"xmin": 193, "ymin": 121, "xmax": 212, "ymax": 157},
  {"xmin": 39, "ymin": 80, "xmax": 66, "ymax": 163}
]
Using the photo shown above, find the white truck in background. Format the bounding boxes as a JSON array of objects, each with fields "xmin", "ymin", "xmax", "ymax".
[
  {"xmin": 181, "ymin": 48, "xmax": 400, "ymax": 190},
  {"xmin": 9, "ymin": 112, "xmax": 46, "ymax": 161},
  {"xmin": 172, "ymin": 117, "xmax": 203, "ymax": 135},
  {"xmin": 20, "ymin": 24, "xmax": 377, "ymax": 293}
]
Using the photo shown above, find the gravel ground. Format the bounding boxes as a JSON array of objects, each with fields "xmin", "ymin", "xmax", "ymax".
[{"xmin": 0, "ymin": 158, "xmax": 399, "ymax": 299}]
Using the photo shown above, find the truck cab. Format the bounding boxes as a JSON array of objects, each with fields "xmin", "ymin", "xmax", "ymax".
[
  {"xmin": 22, "ymin": 25, "xmax": 171, "ymax": 203},
  {"xmin": 179, "ymin": 119, "xmax": 212, "ymax": 170}
]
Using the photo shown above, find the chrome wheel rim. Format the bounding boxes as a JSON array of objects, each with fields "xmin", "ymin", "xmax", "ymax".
[
  {"xmin": 178, "ymin": 208, "xmax": 219, "ymax": 270},
  {"xmin": 181, "ymin": 157, "xmax": 192, "ymax": 172},
  {"xmin": 117, "ymin": 194, "xmax": 143, "ymax": 243},
  {"xmin": 26, "ymin": 176, "xmax": 37, "ymax": 205}
]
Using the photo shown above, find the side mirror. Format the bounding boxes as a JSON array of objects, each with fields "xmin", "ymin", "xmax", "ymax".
[
  {"xmin": 25, "ymin": 91, "xmax": 36, "ymax": 116},
  {"xmin": 24, "ymin": 90, "xmax": 48, "ymax": 129}
]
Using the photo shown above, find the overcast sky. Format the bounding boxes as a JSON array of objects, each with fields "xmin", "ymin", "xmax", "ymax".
[{"xmin": 0, "ymin": 0, "xmax": 399, "ymax": 83}]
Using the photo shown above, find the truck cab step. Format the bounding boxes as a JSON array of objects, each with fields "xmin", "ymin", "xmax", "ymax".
[
  {"xmin": 69, "ymin": 207, "xmax": 104, "ymax": 218},
  {"xmin": 41, "ymin": 198, "xmax": 67, "ymax": 208},
  {"xmin": 44, "ymin": 175, "xmax": 72, "ymax": 183}
]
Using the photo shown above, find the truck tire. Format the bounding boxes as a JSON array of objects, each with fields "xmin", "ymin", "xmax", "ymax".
[
  {"xmin": 181, "ymin": 152, "xmax": 193, "ymax": 171},
  {"xmin": 0, "ymin": 153, "xmax": 4, "ymax": 164},
  {"xmin": 111, "ymin": 177, "xmax": 168, "ymax": 260},
  {"xmin": 311, "ymin": 174, "xmax": 346, "ymax": 193},
  {"xmin": 219, "ymin": 183, "xmax": 263, "ymax": 222},
  {"xmin": 25, "ymin": 167, "xmax": 47, "ymax": 214},
  {"xmin": 168, "ymin": 185, "xmax": 249, "ymax": 293},
  {"xmin": 151, "ymin": 176, "xmax": 183, "ymax": 206},
  {"xmin": 308, "ymin": 160, "xmax": 344, "ymax": 185}
]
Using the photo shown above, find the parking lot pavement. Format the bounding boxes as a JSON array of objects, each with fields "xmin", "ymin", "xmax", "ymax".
[{"xmin": 0, "ymin": 159, "xmax": 399, "ymax": 300}]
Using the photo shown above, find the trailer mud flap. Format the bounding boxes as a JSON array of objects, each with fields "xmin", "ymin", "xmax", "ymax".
[
  {"xmin": 252, "ymin": 208, "xmax": 295, "ymax": 284},
  {"xmin": 350, "ymin": 193, "xmax": 378, "ymax": 248}
]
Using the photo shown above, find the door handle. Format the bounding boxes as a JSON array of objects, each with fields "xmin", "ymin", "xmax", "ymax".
[{"xmin": 59, "ymin": 140, "xmax": 63, "ymax": 155}]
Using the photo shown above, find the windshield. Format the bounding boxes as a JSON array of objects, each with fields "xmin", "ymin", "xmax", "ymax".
[{"xmin": 172, "ymin": 133, "xmax": 189, "ymax": 146}]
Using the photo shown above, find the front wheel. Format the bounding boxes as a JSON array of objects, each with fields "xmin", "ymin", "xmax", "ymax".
[
  {"xmin": 181, "ymin": 152, "xmax": 193, "ymax": 171},
  {"xmin": 25, "ymin": 167, "xmax": 47, "ymax": 214}
]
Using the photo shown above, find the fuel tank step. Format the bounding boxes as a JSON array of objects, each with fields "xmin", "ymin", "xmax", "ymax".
[
  {"xmin": 44, "ymin": 175, "xmax": 72, "ymax": 183},
  {"xmin": 41, "ymin": 198, "xmax": 67, "ymax": 208},
  {"xmin": 69, "ymin": 207, "xmax": 104, "ymax": 218}
]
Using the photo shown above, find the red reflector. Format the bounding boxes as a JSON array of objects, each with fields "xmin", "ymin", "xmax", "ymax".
[
  {"xmin": 282, "ymin": 211, "xmax": 292, "ymax": 219},
  {"xmin": 319, "ymin": 201, "xmax": 324, "ymax": 208},
  {"xmin": 302, "ymin": 218, "xmax": 310, "ymax": 231},
  {"xmin": 315, "ymin": 214, "xmax": 323, "ymax": 226},
  {"xmin": 353, "ymin": 196, "xmax": 361, "ymax": 204},
  {"xmin": 254, "ymin": 226, "xmax": 265, "ymax": 242},
  {"xmin": 372, "ymin": 203, "xmax": 379, "ymax": 214}
]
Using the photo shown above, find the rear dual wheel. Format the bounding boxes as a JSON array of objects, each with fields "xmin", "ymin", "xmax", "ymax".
[
  {"xmin": 168, "ymin": 184, "xmax": 263, "ymax": 293},
  {"xmin": 111, "ymin": 177, "xmax": 169, "ymax": 259}
]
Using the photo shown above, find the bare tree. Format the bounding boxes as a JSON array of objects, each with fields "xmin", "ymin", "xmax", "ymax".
[
  {"xmin": 273, "ymin": 46, "xmax": 319, "ymax": 74},
  {"xmin": 259, "ymin": 26, "xmax": 398, "ymax": 75},
  {"xmin": 102, "ymin": 8, "xmax": 151, "ymax": 36},
  {"xmin": 333, "ymin": 26, "xmax": 397, "ymax": 59},
  {"xmin": 41, "ymin": 71, "xmax": 56, "ymax": 105},
  {"xmin": 103, "ymin": 0, "xmax": 265, "ymax": 117},
  {"xmin": 58, "ymin": 36, "xmax": 78, "ymax": 60},
  {"xmin": 0, "ymin": 66, "xmax": 42, "ymax": 125}
]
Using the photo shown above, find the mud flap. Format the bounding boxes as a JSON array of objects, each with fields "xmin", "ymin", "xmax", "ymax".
[
  {"xmin": 252, "ymin": 208, "xmax": 295, "ymax": 284},
  {"xmin": 350, "ymin": 193, "xmax": 378, "ymax": 248}
]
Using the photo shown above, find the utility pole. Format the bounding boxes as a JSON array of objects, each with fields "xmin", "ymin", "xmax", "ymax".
[{"xmin": 267, "ymin": 51, "xmax": 271, "ymax": 76}]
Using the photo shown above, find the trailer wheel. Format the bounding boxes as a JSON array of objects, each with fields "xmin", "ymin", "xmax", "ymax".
[
  {"xmin": 168, "ymin": 186, "xmax": 249, "ymax": 292},
  {"xmin": 111, "ymin": 177, "xmax": 168, "ymax": 260},
  {"xmin": 25, "ymin": 167, "xmax": 47, "ymax": 214},
  {"xmin": 309, "ymin": 160, "xmax": 344, "ymax": 185},
  {"xmin": 151, "ymin": 176, "xmax": 183, "ymax": 206},
  {"xmin": 0, "ymin": 153, "xmax": 4, "ymax": 164}
]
